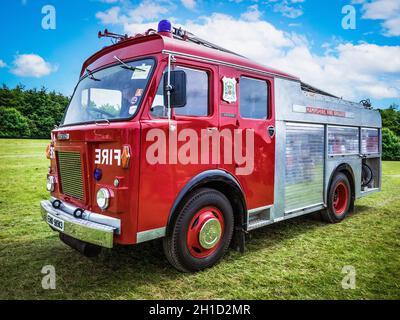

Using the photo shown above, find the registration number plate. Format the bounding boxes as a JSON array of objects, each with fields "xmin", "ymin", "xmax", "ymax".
[{"xmin": 47, "ymin": 213, "xmax": 64, "ymax": 232}]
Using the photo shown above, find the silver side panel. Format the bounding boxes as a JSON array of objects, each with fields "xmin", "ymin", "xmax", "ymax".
[
  {"xmin": 284, "ymin": 123, "xmax": 325, "ymax": 213},
  {"xmin": 274, "ymin": 79, "xmax": 381, "ymax": 128},
  {"xmin": 272, "ymin": 120, "xmax": 287, "ymax": 219},
  {"xmin": 269, "ymin": 78, "xmax": 382, "ymax": 225}
]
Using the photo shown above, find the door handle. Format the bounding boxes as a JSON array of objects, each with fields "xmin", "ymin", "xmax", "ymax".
[
  {"xmin": 207, "ymin": 127, "xmax": 218, "ymax": 132},
  {"xmin": 268, "ymin": 125, "xmax": 275, "ymax": 138}
]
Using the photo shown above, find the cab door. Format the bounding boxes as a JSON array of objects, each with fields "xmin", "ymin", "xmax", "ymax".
[
  {"xmin": 137, "ymin": 58, "xmax": 219, "ymax": 236},
  {"xmin": 218, "ymin": 66, "xmax": 275, "ymax": 210}
]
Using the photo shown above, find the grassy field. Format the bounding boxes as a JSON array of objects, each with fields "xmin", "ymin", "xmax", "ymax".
[{"xmin": 0, "ymin": 138, "xmax": 399, "ymax": 300}]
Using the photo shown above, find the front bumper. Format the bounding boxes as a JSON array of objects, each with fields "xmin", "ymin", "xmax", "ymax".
[{"xmin": 40, "ymin": 199, "xmax": 120, "ymax": 248}]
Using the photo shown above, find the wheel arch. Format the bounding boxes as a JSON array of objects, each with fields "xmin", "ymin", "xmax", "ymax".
[
  {"xmin": 326, "ymin": 163, "xmax": 355, "ymax": 212},
  {"xmin": 167, "ymin": 169, "xmax": 247, "ymax": 236}
]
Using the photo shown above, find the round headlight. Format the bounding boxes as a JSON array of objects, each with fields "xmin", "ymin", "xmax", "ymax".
[
  {"xmin": 46, "ymin": 176, "xmax": 55, "ymax": 192},
  {"xmin": 96, "ymin": 188, "xmax": 110, "ymax": 210}
]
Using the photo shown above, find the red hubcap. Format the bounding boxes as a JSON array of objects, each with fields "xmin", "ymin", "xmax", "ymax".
[
  {"xmin": 333, "ymin": 182, "xmax": 349, "ymax": 215},
  {"xmin": 186, "ymin": 207, "xmax": 225, "ymax": 258}
]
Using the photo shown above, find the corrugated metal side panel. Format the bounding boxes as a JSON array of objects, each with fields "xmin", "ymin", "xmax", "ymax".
[
  {"xmin": 328, "ymin": 126, "xmax": 359, "ymax": 155},
  {"xmin": 361, "ymin": 128, "xmax": 379, "ymax": 154},
  {"xmin": 57, "ymin": 151, "xmax": 84, "ymax": 200},
  {"xmin": 285, "ymin": 123, "xmax": 324, "ymax": 213}
]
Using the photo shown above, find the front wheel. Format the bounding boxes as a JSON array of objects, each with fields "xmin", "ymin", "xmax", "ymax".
[
  {"xmin": 322, "ymin": 172, "xmax": 352, "ymax": 223},
  {"xmin": 163, "ymin": 188, "xmax": 234, "ymax": 272}
]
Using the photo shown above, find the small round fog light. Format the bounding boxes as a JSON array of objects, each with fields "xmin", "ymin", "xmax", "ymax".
[
  {"xmin": 96, "ymin": 188, "xmax": 110, "ymax": 210},
  {"xmin": 46, "ymin": 176, "xmax": 55, "ymax": 192}
]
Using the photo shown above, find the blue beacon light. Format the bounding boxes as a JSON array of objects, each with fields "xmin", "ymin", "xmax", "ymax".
[
  {"xmin": 158, "ymin": 20, "xmax": 172, "ymax": 33},
  {"xmin": 94, "ymin": 168, "xmax": 102, "ymax": 181}
]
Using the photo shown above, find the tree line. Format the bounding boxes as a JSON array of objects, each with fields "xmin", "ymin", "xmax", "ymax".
[
  {"xmin": 0, "ymin": 85, "xmax": 399, "ymax": 160},
  {"xmin": 0, "ymin": 85, "xmax": 68, "ymax": 139}
]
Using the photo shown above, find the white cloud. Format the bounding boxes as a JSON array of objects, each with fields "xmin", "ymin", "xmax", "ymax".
[
  {"xmin": 184, "ymin": 14, "xmax": 293, "ymax": 60},
  {"xmin": 181, "ymin": 0, "xmax": 196, "ymax": 10},
  {"xmin": 96, "ymin": 0, "xmax": 171, "ymax": 26},
  {"xmin": 358, "ymin": 0, "xmax": 400, "ymax": 37},
  {"xmin": 126, "ymin": 0, "xmax": 169, "ymax": 23},
  {"xmin": 240, "ymin": 5, "xmax": 262, "ymax": 22},
  {"xmin": 382, "ymin": 16, "xmax": 400, "ymax": 37},
  {"xmin": 273, "ymin": 0, "xmax": 304, "ymax": 19},
  {"xmin": 271, "ymin": 43, "xmax": 400, "ymax": 99},
  {"xmin": 95, "ymin": 3, "xmax": 400, "ymax": 101},
  {"xmin": 96, "ymin": 6, "xmax": 122, "ymax": 25},
  {"xmin": 183, "ymin": 14, "xmax": 400, "ymax": 101},
  {"xmin": 10, "ymin": 54, "xmax": 57, "ymax": 78},
  {"xmin": 361, "ymin": 0, "xmax": 399, "ymax": 20},
  {"xmin": 0, "ymin": 59, "xmax": 6, "ymax": 68}
]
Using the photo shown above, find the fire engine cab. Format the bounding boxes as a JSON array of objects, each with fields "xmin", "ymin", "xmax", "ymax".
[{"xmin": 41, "ymin": 20, "xmax": 382, "ymax": 272}]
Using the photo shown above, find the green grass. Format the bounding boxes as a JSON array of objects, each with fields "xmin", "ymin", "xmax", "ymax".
[{"xmin": 0, "ymin": 138, "xmax": 399, "ymax": 299}]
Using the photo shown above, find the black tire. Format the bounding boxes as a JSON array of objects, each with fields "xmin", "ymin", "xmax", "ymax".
[
  {"xmin": 322, "ymin": 172, "xmax": 352, "ymax": 223},
  {"xmin": 163, "ymin": 188, "xmax": 234, "ymax": 272}
]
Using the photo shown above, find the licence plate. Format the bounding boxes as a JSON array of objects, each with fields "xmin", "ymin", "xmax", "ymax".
[{"xmin": 47, "ymin": 213, "xmax": 64, "ymax": 232}]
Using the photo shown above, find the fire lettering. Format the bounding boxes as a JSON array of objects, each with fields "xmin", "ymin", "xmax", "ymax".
[{"xmin": 94, "ymin": 149, "xmax": 122, "ymax": 166}]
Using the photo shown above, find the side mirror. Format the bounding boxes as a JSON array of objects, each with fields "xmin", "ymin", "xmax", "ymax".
[{"xmin": 163, "ymin": 70, "xmax": 186, "ymax": 108}]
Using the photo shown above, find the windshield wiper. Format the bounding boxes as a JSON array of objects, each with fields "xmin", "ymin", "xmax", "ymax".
[
  {"xmin": 113, "ymin": 55, "xmax": 146, "ymax": 71},
  {"xmin": 86, "ymin": 68, "xmax": 101, "ymax": 81}
]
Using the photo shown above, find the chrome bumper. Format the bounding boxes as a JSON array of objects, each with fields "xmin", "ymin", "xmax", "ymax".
[{"xmin": 40, "ymin": 199, "xmax": 120, "ymax": 249}]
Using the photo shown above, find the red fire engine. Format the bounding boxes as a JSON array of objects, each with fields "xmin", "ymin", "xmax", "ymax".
[{"xmin": 41, "ymin": 20, "xmax": 382, "ymax": 272}]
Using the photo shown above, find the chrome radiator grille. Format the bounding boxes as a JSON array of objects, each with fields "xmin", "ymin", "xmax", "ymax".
[{"xmin": 57, "ymin": 151, "xmax": 84, "ymax": 200}]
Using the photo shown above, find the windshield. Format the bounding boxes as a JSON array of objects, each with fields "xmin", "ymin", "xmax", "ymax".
[{"xmin": 62, "ymin": 58, "xmax": 155, "ymax": 126}]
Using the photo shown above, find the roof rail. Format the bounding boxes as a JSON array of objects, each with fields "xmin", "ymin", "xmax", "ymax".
[
  {"xmin": 171, "ymin": 27, "xmax": 246, "ymax": 58},
  {"xmin": 300, "ymin": 82, "xmax": 338, "ymax": 98}
]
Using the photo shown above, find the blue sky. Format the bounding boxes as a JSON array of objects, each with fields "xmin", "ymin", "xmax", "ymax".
[{"xmin": 0, "ymin": 0, "xmax": 399, "ymax": 108}]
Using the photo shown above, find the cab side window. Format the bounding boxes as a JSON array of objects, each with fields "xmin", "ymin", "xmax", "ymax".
[
  {"xmin": 150, "ymin": 66, "xmax": 209, "ymax": 118},
  {"xmin": 239, "ymin": 77, "xmax": 268, "ymax": 119},
  {"xmin": 175, "ymin": 66, "xmax": 209, "ymax": 117}
]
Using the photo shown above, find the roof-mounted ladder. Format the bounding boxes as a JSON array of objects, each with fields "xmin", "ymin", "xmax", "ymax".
[{"xmin": 171, "ymin": 27, "xmax": 245, "ymax": 58}]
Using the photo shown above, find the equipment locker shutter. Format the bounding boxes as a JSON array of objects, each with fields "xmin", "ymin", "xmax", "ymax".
[{"xmin": 284, "ymin": 123, "xmax": 324, "ymax": 213}]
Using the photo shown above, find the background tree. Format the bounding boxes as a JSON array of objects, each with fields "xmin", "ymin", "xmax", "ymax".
[
  {"xmin": 0, "ymin": 84, "xmax": 69, "ymax": 138},
  {"xmin": 0, "ymin": 107, "xmax": 31, "ymax": 138},
  {"xmin": 379, "ymin": 104, "xmax": 400, "ymax": 136},
  {"xmin": 381, "ymin": 128, "xmax": 400, "ymax": 161}
]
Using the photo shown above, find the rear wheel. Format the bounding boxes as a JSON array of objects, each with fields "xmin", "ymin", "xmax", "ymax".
[
  {"xmin": 163, "ymin": 188, "xmax": 234, "ymax": 272},
  {"xmin": 322, "ymin": 172, "xmax": 352, "ymax": 223}
]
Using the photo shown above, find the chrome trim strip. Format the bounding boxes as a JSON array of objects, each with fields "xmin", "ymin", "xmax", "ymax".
[
  {"xmin": 40, "ymin": 200, "xmax": 115, "ymax": 248},
  {"xmin": 359, "ymin": 187, "xmax": 380, "ymax": 198},
  {"xmin": 50, "ymin": 197, "xmax": 120, "ymax": 233},
  {"xmin": 328, "ymin": 154, "xmax": 360, "ymax": 157},
  {"xmin": 248, "ymin": 205, "xmax": 273, "ymax": 215},
  {"xmin": 285, "ymin": 202, "xmax": 325, "ymax": 215},
  {"xmin": 285, "ymin": 122, "xmax": 324, "ymax": 128},
  {"xmin": 162, "ymin": 50, "xmax": 298, "ymax": 82},
  {"xmin": 275, "ymin": 204, "xmax": 325, "ymax": 222},
  {"xmin": 247, "ymin": 219, "xmax": 274, "ymax": 231},
  {"xmin": 136, "ymin": 227, "xmax": 166, "ymax": 244}
]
